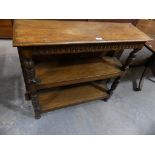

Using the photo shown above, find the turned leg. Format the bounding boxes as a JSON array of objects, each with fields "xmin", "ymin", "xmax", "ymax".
[
  {"xmin": 104, "ymin": 48, "xmax": 140, "ymax": 101},
  {"xmin": 134, "ymin": 53, "xmax": 154, "ymax": 91},
  {"xmin": 103, "ymin": 76, "xmax": 121, "ymax": 102},
  {"xmin": 122, "ymin": 49, "xmax": 140, "ymax": 71},
  {"xmin": 18, "ymin": 51, "xmax": 31, "ymax": 100},
  {"xmin": 24, "ymin": 58, "xmax": 41, "ymax": 119},
  {"xmin": 18, "ymin": 47, "xmax": 41, "ymax": 119},
  {"xmin": 134, "ymin": 64, "xmax": 148, "ymax": 91}
]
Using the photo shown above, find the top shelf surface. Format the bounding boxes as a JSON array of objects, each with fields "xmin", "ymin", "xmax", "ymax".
[{"xmin": 13, "ymin": 20, "xmax": 152, "ymax": 47}]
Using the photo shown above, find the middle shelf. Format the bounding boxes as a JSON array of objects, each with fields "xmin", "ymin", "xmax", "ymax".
[{"xmin": 35, "ymin": 57, "xmax": 122, "ymax": 90}]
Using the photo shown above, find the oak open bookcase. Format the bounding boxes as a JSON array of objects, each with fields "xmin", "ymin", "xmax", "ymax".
[
  {"xmin": 13, "ymin": 20, "xmax": 151, "ymax": 119},
  {"xmin": 36, "ymin": 56, "xmax": 122, "ymax": 113}
]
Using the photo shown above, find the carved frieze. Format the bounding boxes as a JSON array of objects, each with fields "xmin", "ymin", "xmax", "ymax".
[{"xmin": 32, "ymin": 42, "xmax": 144, "ymax": 55}]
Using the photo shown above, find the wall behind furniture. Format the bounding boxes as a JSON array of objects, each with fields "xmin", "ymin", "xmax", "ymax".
[{"xmin": 0, "ymin": 19, "xmax": 13, "ymax": 39}]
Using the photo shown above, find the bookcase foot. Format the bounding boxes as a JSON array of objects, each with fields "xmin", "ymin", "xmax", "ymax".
[
  {"xmin": 25, "ymin": 92, "xmax": 31, "ymax": 100},
  {"xmin": 103, "ymin": 98, "xmax": 109, "ymax": 102},
  {"xmin": 34, "ymin": 112, "xmax": 41, "ymax": 119}
]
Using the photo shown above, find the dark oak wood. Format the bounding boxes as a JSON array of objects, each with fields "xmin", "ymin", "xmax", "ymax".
[
  {"xmin": 0, "ymin": 20, "xmax": 13, "ymax": 38},
  {"xmin": 36, "ymin": 57, "xmax": 122, "ymax": 90},
  {"xmin": 13, "ymin": 20, "xmax": 151, "ymax": 118},
  {"xmin": 39, "ymin": 83, "xmax": 109, "ymax": 113}
]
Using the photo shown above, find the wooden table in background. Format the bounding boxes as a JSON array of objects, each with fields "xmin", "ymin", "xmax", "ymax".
[
  {"xmin": 133, "ymin": 20, "xmax": 155, "ymax": 90},
  {"xmin": 13, "ymin": 20, "xmax": 151, "ymax": 119}
]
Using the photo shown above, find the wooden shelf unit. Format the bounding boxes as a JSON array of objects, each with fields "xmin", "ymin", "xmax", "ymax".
[
  {"xmin": 35, "ymin": 57, "xmax": 122, "ymax": 90},
  {"xmin": 35, "ymin": 56, "xmax": 121, "ymax": 113},
  {"xmin": 13, "ymin": 20, "xmax": 151, "ymax": 119}
]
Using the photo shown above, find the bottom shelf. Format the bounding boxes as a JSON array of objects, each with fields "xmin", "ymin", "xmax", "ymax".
[{"xmin": 39, "ymin": 83, "xmax": 109, "ymax": 113}]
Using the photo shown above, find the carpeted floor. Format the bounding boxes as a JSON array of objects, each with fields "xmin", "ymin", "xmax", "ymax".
[{"xmin": 0, "ymin": 40, "xmax": 155, "ymax": 135}]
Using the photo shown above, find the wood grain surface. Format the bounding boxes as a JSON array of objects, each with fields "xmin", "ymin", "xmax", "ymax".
[
  {"xmin": 36, "ymin": 57, "xmax": 122, "ymax": 90},
  {"xmin": 39, "ymin": 83, "xmax": 109, "ymax": 112},
  {"xmin": 137, "ymin": 19, "xmax": 155, "ymax": 52},
  {"xmin": 13, "ymin": 20, "xmax": 151, "ymax": 46}
]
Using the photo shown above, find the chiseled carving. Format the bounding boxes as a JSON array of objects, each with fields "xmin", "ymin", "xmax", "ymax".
[
  {"xmin": 23, "ymin": 58, "xmax": 41, "ymax": 118},
  {"xmin": 23, "ymin": 60, "xmax": 35, "ymax": 84},
  {"xmin": 32, "ymin": 42, "xmax": 144, "ymax": 55}
]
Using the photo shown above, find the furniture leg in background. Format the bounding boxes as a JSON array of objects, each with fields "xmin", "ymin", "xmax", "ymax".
[
  {"xmin": 134, "ymin": 42, "xmax": 155, "ymax": 91},
  {"xmin": 134, "ymin": 20, "xmax": 155, "ymax": 91}
]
